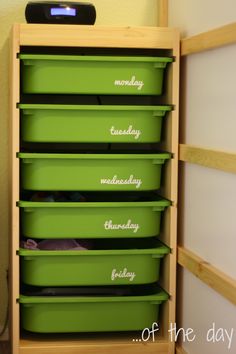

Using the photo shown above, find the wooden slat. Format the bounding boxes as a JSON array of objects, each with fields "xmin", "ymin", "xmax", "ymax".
[
  {"xmin": 181, "ymin": 22, "xmax": 236, "ymax": 56},
  {"xmin": 158, "ymin": 0, "xmax": 168, "ymax": 27},
  {"xmin": 178, "ymin": 247, "xmax": 236, "ymax": 306},
  {"xmin": 18, "ymin": 23, "xmax": 177, "ymax": 49},
  {"xmin": 19, "ymin": 335, "xmax": 169, "ymax": 354},
  {"xmin": 179, "ymin": 144, "xmax": 236, "ymax": 174},
  {"xmin": 176, "ymin": 344, "xmax": 188, "ymax": 354},
  {"xmin": 9, "ymin": 23, "xmax": 20, "ymax": 354}
]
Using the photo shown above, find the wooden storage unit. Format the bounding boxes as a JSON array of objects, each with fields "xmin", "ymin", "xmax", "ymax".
[{"xmin": 10, "ymin": 24, "xmax": 179, "ymax": 354}]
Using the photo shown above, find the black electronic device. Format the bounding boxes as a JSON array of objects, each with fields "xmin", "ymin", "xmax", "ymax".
[{"xmin": 25, "ymin": 1, "xmax": 96, "ymax": 24}]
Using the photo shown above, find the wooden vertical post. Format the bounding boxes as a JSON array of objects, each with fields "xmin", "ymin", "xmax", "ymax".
[
  {"xmin": 9, "ymin": 23, "xmax": 20, "ymax": 354},
  {"xmin": 158, "ymin": 0, "xmax": 168, "ymax": 27}
]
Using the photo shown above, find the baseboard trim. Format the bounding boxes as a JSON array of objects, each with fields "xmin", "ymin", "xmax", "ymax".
[
  {"xmin": 176, "ymin": 344, "xmax": 189, "ymax": 354},
  {"xmin": 0, "ymin": 327, "xmax": 9, "ymax": 341}
]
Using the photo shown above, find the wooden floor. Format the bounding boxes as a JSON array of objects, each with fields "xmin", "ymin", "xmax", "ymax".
[{"xmin": 0, "ymin": 341, "xmax": 10, "ymax": 354}]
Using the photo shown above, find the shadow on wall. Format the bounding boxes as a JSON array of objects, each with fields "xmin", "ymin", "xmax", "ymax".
[{"xmin": 0, "ymin": 1, "xmax": 25, "ymax": 336}]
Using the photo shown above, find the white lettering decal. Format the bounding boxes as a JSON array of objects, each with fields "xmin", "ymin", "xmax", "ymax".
[
  {"xmin": 111, "ymin": 268, "xmax": 136, "ymax": 282},
  {"xmin": 100, "ymin": 175, "xmax": 142, "ymax": 189},
  {"xmin": 114, "ymin": 76, "xmax": 144, "ymax": 90},
  {"xmin": 110, "ymin": 125, "xmax": 141, "ymax": 140},
  {"xmin": 104, "ymin": 220, "xmax": 139, "ymax": 233}
]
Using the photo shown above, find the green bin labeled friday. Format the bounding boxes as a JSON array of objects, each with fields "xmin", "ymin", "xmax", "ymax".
[{"xmin": 19, "ymin": 240, "xmax": 170, "ymax": 286}]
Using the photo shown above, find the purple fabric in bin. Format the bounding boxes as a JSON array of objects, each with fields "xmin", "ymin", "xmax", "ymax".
[
  {"xmin": 21, "ymin": 239, "xmax": 92, "ymax": 250},
  {"xmin": 38, "ymin": 239, "xmax": 91, "ymax": 250},
  {"xmin": 21, "ymin": 239, "xmax": 38, "ymax": 250}
]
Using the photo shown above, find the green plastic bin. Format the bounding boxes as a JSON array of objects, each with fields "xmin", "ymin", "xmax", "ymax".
[
  {"xmin": 19, "ymin": 54, "xmax": 173, "ymax": 95},
  {"xmin": 20, "ymin": 288, "xmax": 169, "ymax": 333},
  {"xmin": 19, "ymin": 104, "xmax": 172, "ymax": 143},
  {"xmin": 19, "ymin": 241, "xmax": 170, "ymax": 286},
  {"xmin": 18, "ymin": 153, "xmax": 171, "ymax": 191},
  {"xmin": 18, "ymin": 198, "xmax": 170, "ymax": 239}
]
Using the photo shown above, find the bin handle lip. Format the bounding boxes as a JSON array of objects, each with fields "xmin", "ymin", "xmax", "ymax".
[
  {"xmin": 18, "ymin": 54, "xmax": 174, "ymax": 63},
  {"xmin": 18, "ymin": 242, "xmax": 170, "ymax": 257},
  {"xmin": 152, "ymin": 205, "xmax": 169, "ymax": 211},
  {"xmin": 150, "ymin": 300, "xmax": 163, "ymax": 305},
  {"xmin": 18, "ymin": 103, "xmax": 173, "ymax": 111},
  {"xmin": 154, "ymin": 62, "xmax": 168, "ymax": 69},
  {"xmin": 21, "ymin": 207, "xmax": 34, "ymax": 213},
  {"xmin": 17, "ymin": 199, "xmax": 171, "ymax": 209},
  {"xmin": 19, "ymin": 291, "xmax": 169, "ymax": 304},
  {"xmin": 17, "ymin": 152, "xmax": 172, "ymax": 160}
]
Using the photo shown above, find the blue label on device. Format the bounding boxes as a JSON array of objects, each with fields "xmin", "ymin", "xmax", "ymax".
[{"xmin": 50, "ymin": 7, "xmax": 76, "ymax": 16}]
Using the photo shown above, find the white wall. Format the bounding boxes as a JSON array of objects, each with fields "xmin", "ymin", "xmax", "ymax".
[
  {"xmin": 180, "ymin": 271, "xmax": 236, "ymax": 354},
  {"xmin": 0, "ymin": 0, "xmax": 158, "ymax": 337},
  {"xmin": 169, "ymin": 0, "xmax": 236, "ymax": 37},
  {"xmin": 169, "ymin": 1, "xmax": 236, "ymax": 353}
]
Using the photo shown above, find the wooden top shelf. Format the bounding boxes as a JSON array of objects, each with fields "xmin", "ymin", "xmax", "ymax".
[{"xmin": 14, "ymin": 23, "xmax": 179, "ymax": 49}]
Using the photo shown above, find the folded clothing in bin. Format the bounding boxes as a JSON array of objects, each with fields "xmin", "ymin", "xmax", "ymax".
[
  {"xmin": 21, "ymin": 283, "xmax": 161, "ymax": 297},
  {"xmin": 21, "ymin": 238, "xmax": 92, "ymax": 250},
  {"xmin": 29, "ymin": 191, "xmax": 86, "ymax": 202}
]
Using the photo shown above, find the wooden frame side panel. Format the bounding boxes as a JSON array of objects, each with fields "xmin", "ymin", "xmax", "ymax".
[{"xmin": 9, "ymin": 23, "xmax": 20, "ymax": 354}]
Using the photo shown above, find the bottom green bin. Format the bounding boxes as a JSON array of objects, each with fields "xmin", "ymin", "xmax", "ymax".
[{"xmin": 20, "ymin": 288, "xmax": 168, "ymax": 333}]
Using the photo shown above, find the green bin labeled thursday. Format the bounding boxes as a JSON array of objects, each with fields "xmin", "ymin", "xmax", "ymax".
[
  {"xmin": 18, "ymin": 153, "xmax": 171, "ymax": 191},
  {"xmin": 18, "ymin": 198, "xmax": 170, "ymax": 239},
  {"xmin": 19, "ymin": 54, "xmax": 173, "ymax": 95}
]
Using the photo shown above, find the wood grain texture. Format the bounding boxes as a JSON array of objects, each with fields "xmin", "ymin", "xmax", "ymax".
[
  {"xmin": 19, "ymin": 335, "xmax": 169, "ymax": 354},
  {"xmin": 18, "ymin": 23, "xmax": 178, "ymax": 49},
  {"xmin": 178, "ymin": 247, "xmax": 236, "ymax": 306},
  {"xmin": 160, "ymin": 26, "xmax": 179, "ymax": 354},
  {"xmin": 158, "ymin": 0, "xmax": 168, "ymax": 27},
  {"xmin": 9, "ymin": 23, "xmax": 20, "ymax": 354},
  {"xmin": 159, "ymin": 33, "xmax": 179, "ymax": 203},
  {"xmin": 179, "ymin": 144, "xmax": 236, "ymax": 174},
  {"xmin": 181, "ymin": 22, "xmax": 236, "ymax": 56}
]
